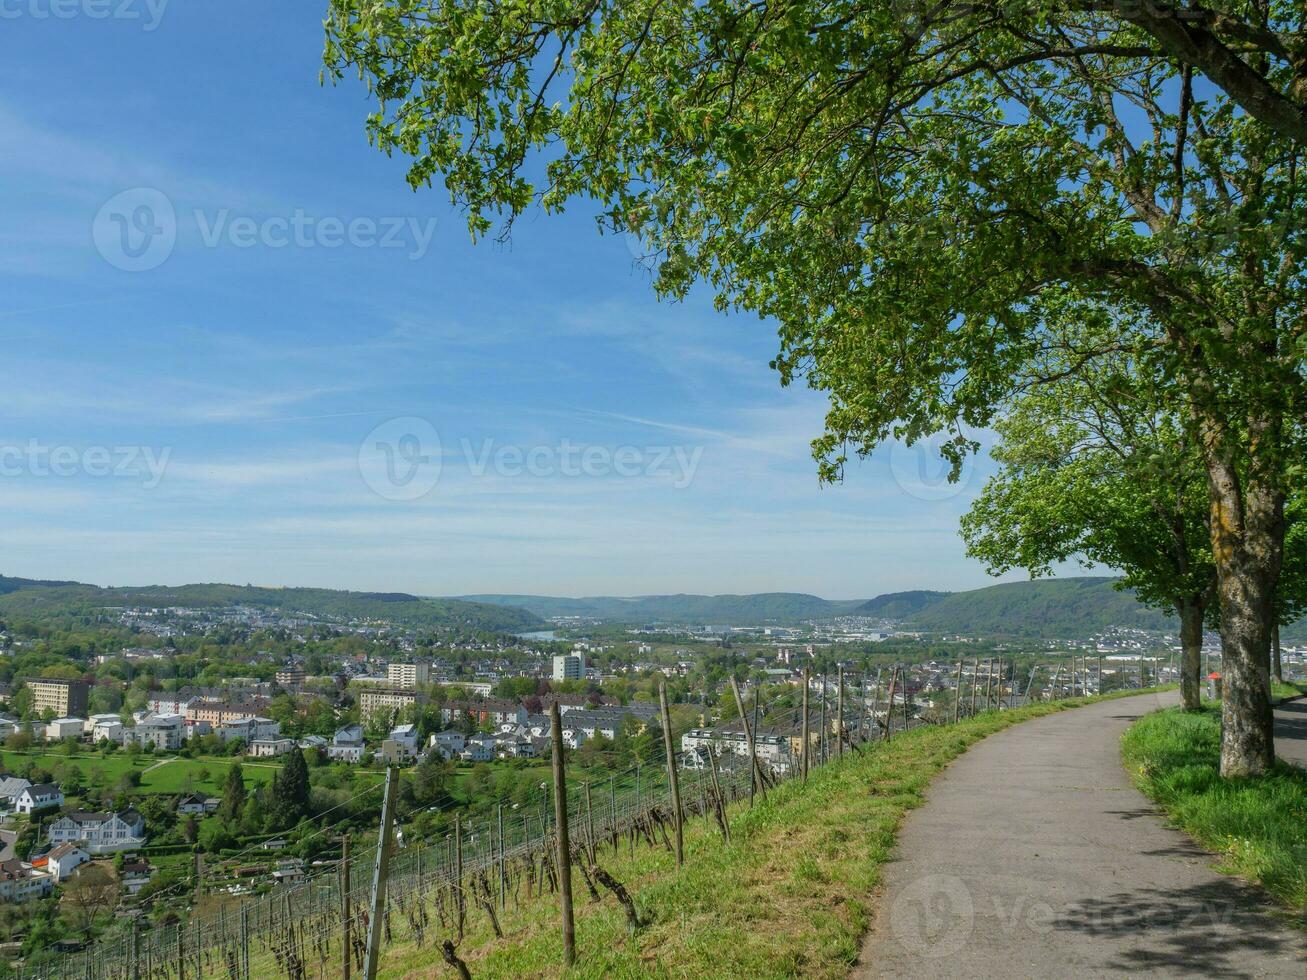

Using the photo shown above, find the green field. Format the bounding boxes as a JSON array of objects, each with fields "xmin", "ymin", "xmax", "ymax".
[{"xmin": 0, "ymin": 750, "xmax": 289, "ymax": 798}]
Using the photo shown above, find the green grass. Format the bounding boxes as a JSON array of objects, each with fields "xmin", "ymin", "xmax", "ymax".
[
  {"xmin": 1121, "ymin": 704, "xmax": 1307, "ymax": 921},
  {"xmin": 0, "ymin": 750, "xmax": 288, "ymax": 798},
  {"xmin": 372, "ymin": 689, "xmax": 1165, "ymax": 979},
  {"xmin": 1272, "ymin": 679, "xmax": 1307, "ymax": 702}
]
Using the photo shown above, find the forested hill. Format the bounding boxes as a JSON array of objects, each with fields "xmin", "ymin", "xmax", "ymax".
[
  {"xmin": 462, "ymin": 579, "xmax": 1195, "ymax": 636},
  {"xmin": 854, "ymin": 590, "xmax": 951, "ymax": 619},
  {"xmin": 0, "ymin": 579, "xmax": 543, "ymax": 633},
  {"xmin": 902, "ymin": 577, "xmax": 1171, "ymax": 637}
]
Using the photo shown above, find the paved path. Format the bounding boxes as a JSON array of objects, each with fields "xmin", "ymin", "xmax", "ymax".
[
  {"xmin": 1273, "ymin": 696, "xmax": 1307, "ymax": 768},
  {"xmin": 854, "ymin": 693, "xmax": 1307, "ymax": 979}
]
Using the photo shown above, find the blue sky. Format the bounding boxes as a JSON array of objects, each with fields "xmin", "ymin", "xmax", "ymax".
[{"xmin": 0, "ymin": 1, "xmax": 1041, "ymax": 598}]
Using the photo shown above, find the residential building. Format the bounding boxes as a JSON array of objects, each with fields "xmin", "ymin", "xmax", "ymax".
[
  {"xmin": 0, "ymin": 860, "xmax": 53, "ymax": 901},
  {"xmin": 47, "ymin": 809, "xmax": 146, "ymax": 854},
  {"xmin": 216, "ymin": 717, "xmax": 280, "ymax": 744},
  {"xmin": 551, "ymin": 653, "xmax": 586, "ymax": 682},
  {"xmin": 274, "ymin": 666, "xmax": 305, "ymax": 688},
  {"xmin": 126, "ymin": 714, "xmax": 184, "ymax": 751},
  {"xmin": 175, "ymin": 793, "xmax": 219, "ymax": 815},
  {"xmin": 147, "ymin": 693, "xmax": 198, "ymax": 716},
  {"xmin": 379, "ymin": 723, "xmax": 420, "ymax": 765},
  {"xmin": 45, "ymin": 844, "xmax": 90, "ymax": 882},
  {"xmin": 358, "ymin": 688, "xmax": 421, "ymax": 727},
  {"xmin": 26, "ymin": 678, "xmax": 89, "ymax": 718},
  {"xmin": 185, "ymin": 699, "xmax": 271, "ymax": 726},
  {"xmin": 439, "ymin": 699, "xmax": 526, "ymax": 729},
  {"xmin": 249, "ymin": 738, "xmax": 295, "ymax": 758},
  {"xmin": 0, "ymin": 776, "xmax": 31, "ymax": 808},
  {"xmin": 387, "ymin": 662, "xmax": 430, "ymax": 689},
  {"xmin": 45, "ymin": 717, "xmax": 85, "ymax": 741},
  {"xmin": 120, "ymin": 857, "xmax": 153, "ymax": 896},
  {"xmin": 15, "ymin": 784, "xmax": 64, "ymax": 815},
  {"xmin": 458, "ymin": 739, "xmax": 494, "ymax": 763},
  {"xmin": 680, "ymin": 728, "xmax": 792, "ymax": 772},
  {"xmin": 429, "ymin": 730, "xmax": 465, "ymax": 760},
  {"xmin": 86, "ymin": 714, "xmax": 124, "ymax": 744},
  {"xmin": 327, "ymin": 725, "xmax": 365, "ymax": 763}
]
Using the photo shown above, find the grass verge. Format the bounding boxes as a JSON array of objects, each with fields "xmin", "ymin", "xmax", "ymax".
[
  {"xmin": 378, "ymin": 688, "xmax": 1167, "ymax": 979},
  {"xmin": 1272, "ymin": 679, "xmax": 1307, "ymax": 702},
  {"xmin": 1121, "ymin": 704, "xmax": 1307, "ymax": 923}
]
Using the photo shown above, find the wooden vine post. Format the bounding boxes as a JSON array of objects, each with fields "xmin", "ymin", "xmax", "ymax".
[
  {"xmin": 882, "ymin": 668, "xmax": 898, "ymax": 740},
  {"xmin": 658, "ymin": 680, "xmax": 684, "ymax": 866},
  {"xmin": 836, "ymin": 665, "xmax": 845, "ymax": 758},
  {"xmin": 953, "ymin": 659, "xmax": 964, "ymax": 724},
  {"xmin": 550, "ymin": 700, "xmax": 576, "ymax": 966},
  {"xmin": 340, "ymin": 834, "xmax": 352, "ymax": 980},
  {"xmin": 729, "ymin": 675, "xmax": 767, "ymax": 805},
  {"xmin": 801, "ymin": 667, "xmax": 810, "ymax": 780}
]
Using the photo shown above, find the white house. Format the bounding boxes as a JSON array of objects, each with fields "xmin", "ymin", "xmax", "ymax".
[
  {"xmin": 458, "ymin": 739, "xmax": 494, "ymax": 763},
  {"xmin": 45, "ymin": 717, "xmax": 84, "ymax": 741},
  {"xmin": 327, "ymin": 725, "xmax": 365, "ymax": 763},
  {"xmin": 84, "ymin": 713, "xmax": 121, "ymax": 736},
  {"xmin": 15, "ymin": 784, "xmax": 64, "ymax": 815},
  {"xmin": 0, "ymin": 776, "xmax": 31, "ymax": 807},
  {"xmin": 429, "ymin": 730, "xmax": 465, "ymax": 760},
  {"xmin": 175, "ymin": 793, "xmax": 219, "ymax": 815},
  {"xmin": 248, "ymin": 738, "xmax": 295, "ymax": 758},
  {"xmin": 0, "ymin": 859, "xmax": 53, "ymax": 901},
  {"xmin": 90, "ymin": 718, "xmax": 124, "ymax": 744},
  {"xmin": 47, "ymin": 809, "xmax": 146, "ymax": 854},
  {"xmin": 44, "ymin": 844, "xmax": 90, "ymax": 882}
]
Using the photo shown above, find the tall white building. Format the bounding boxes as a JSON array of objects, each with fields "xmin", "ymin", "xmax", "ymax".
[
  {"xmin": 387, "ymin": 662, "xmax": 431, "ymax": 689},
  {"xmin": 551, "ymin": 652, "xmax": 587, "ymax": 682}
]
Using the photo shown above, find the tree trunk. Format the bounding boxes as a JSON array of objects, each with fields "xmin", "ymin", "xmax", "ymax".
[
  {"xmin": 1177, "ymin": 598, "xmax": 1204, "ymax": 711},
  {"xmin": 1204, "ymin": 447, "xmax": 1282, "ymax": 778},
  {"xmin": 1272, "ymin": 621, "xmax": 1283, "ymax": 685}
]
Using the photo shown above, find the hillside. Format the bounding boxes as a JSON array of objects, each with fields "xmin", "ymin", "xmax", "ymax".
[
  {"xmin": 855, "ymin": 590, "xmax": 951, "ymax": 619},
  {"xmin": 904, "ymin": 577, "xmax": 1171, "ymax": 637},
  {"xmin": 0, "ymin": 580, "xmax": 543, "ymax": 634},
  {"xmin": 456, "ymin": 592, "xmax": 860, "ymax": 624}
]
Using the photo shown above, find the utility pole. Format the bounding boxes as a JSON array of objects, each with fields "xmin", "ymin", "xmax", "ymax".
[{"xmin": 362, "ymin": 766, "xmax": 398, "ymax": 980}]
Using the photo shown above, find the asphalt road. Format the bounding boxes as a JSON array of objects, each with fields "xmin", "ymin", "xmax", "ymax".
[
  {"xmin": 853, "ymin": 692, "xmax": 1307, "ymax": 979},
  {"xmin": 1273, "ymin": 696, "xmax": 1307, "ymax": 768}
]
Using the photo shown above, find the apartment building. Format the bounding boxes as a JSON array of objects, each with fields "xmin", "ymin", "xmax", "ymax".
[
  {"xmin": 386, "ymin": 662, "xmax": 430, "ymax": 689},
  {"xmin": 26, "ymin": 678, "xmax": 88, "ymax": 718},
  {"xmin": 551, "ymin": 653, "xmax": 586, "ymax": 682},
  {"xmin": 358, "ymin": 688, "xmax": 421, "ymax": 727}
]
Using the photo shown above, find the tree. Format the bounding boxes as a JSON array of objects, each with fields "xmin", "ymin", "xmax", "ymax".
[
  {"xmin": 218, "ymin": 763, "xmax": 246, "ymax": 824},
  {"xmin": 271, "ymin": 750, "xmax": 311, "ymax": 829},
  {"xmin": 61, "ymin": 863, "xmax": 118, "ymax": 933},
  {"xmin": 324, "ymin": 2, "xmax": 1305, "ymax": 776},
  {"xmin": 961, "ymin": 330, "xmax": 1216, "ymax": 710}
]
